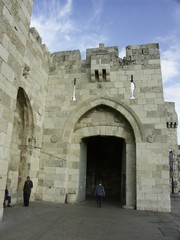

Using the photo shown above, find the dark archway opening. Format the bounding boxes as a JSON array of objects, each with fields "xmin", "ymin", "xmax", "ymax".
[{"xmin": 84, "ymin": 136, "xmax": 125, "ymax": 202}]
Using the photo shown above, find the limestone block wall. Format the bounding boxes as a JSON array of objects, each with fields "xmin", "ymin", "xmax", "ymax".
[
  {"xmin": 0, "ymin": 0, "xmax": 49, "ymax": 219},
  {"xmin": 0, "ymin": 0, "xmax": 34, "ymax": 219},
  {"xmin": 0, "ymin": 0, "xmax": 178, "ymax": 214},
  {"xmin": 38, "ymin": 50, "xmax": 82, "ymax": 202},
  {"xmin": 40, "ymin": 42, "xmax": 177, "ymax": 212},
  {"xmin": 6, "ymin": 38, "xmax": 50, "ymax": 202},
  {"xmin": 136, "ymin": 142, "xmax": 171, "ymax": 212},
  {"xmin": 6, "ymin": 27, "xmax": 50, "ymax": 204}
]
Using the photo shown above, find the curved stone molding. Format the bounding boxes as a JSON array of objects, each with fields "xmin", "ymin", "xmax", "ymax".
[{"xmin": 63, "ymin": 96, "xmax": 144, "ymax": 143}]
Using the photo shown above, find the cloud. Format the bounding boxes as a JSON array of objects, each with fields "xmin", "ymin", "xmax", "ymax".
[
  {"xmin": 31, "ymin": 0, "xmax": 106, "ymax": 56},
  {"xmin": 161, "ymin": 44, "xmax": 180, "ymax": 82},
  {"xmin": 157, "ymin": 35, "xmax": 180, "ymax": 83},
  {"xmin": 161, "ymin": 58, "xmax": 179, "ymax": 83},
  {"xmin": 33, "ymin": 0, "xmax": 73, "ymax": 20},
  {"xmin": 59, "ymin": 0, "xmax": 72, "ymax": 18},
  {"xmin": 91, "ymin": 0, "xmax": 104, "ymax": 19},
  {"xmin": 31, "ymin": 0, "xmax": 75, "ymax": 48}
]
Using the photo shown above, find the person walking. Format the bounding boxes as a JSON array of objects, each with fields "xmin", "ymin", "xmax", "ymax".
[
  {"xmin": 95, "ymin": 181, "xmax": 105, "ymax": 208},
  {"xmin": 23, "ymin": 176, "xmax": 33, "ymax": 206}
]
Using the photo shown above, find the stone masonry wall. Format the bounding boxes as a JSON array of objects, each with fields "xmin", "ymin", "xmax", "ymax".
[
  {"xmin": 0, "ymin": 0, "xmax": 178, "ymax": 218},
  {"xmin": 0, "ymin": 0, "xmax": 49, "ymax": 219},
  {"xmin": 40, "ymin": 43, "xmax": 178, "ymax": 211}
]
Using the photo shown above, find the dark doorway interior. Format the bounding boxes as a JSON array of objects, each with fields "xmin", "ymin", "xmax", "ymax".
[{"xmin": 84, "ymin": 136, "xmax": 124, "ymax": 201}]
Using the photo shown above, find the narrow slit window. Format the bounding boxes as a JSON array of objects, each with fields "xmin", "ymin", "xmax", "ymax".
[
  {"xmin": 95, "ymin": 70, "xmax": 99, "ymax": 81},
  {"xmin": 102, "ymin": 69, "xmax": 106, "ymax": 81}
]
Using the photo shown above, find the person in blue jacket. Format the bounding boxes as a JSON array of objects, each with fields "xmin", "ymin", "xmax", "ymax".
[{"xmin": 95, "ymin": 181, "xmax": 105, "ymax": 208}]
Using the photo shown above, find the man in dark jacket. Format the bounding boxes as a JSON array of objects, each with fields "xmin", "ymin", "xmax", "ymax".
[
  {"xmin": 23, "ymin": 176, "xmax": 33, "ymax": 206},
  {"xmin": 95, "ymin": 182, "xmax": 105, "ymax": 208}
]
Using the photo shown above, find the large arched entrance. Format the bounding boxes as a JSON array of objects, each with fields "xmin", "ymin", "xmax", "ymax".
[
  {"xmin": 84, "ymin": 136, "xmax": 125, "ymax": 203},
  {"xmin": 64, "ymin": 99, "xmax": 140, "ymax": 208},
  {"xmin": 62, "ymin": 97, "xmax": 145, "ymax": 208}
]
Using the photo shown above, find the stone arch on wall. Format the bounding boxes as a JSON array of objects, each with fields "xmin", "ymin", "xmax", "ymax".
[
  {"xmin": 63, "ymin": 96, "xmax": 144, "ymax": 146},
  {"xmin": 64, "ymin": 97, "xmax": 143, "ymax": 208},
  {"xmin": 7, "ymin": 87, "xmax": 35, "ymax": 203}
]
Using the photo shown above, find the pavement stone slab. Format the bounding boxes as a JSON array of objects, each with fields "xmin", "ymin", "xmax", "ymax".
[{"xmin": 0, "ymin": 199, "xmax": 180, "ymax": 240}]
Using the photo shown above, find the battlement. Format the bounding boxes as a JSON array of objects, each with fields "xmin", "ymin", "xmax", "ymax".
[
  {"xmin": 83, "ymin": 43, "xmax": 161, "ymax": 71},
  {"xmin": 126, "ymin": 43, "xmax": 160, "ymax": 61},
  {"xmin": 86, "ymin": 43, "xmax": 119, "ymax": 60},
  {"xmin": 51, "ymin": 50, "xmax": 81, "ymax": 63},
  {"xmin": 30, "ymin": 27, "xmax": 42, "ymax": 44},
  {"xmin": 29, "ymin": 27, "xmax": 50, "ymax": 56}
]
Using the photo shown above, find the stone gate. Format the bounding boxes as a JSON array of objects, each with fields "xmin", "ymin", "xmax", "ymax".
[{"xmin": 0, "ymin": 0, "xmax": 178, "ymax": 220}]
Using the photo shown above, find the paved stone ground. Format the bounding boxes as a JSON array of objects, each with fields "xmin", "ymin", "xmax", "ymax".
[{"xmin": 0, "ymin": 197, "xmax": 180, "ymax": 240}]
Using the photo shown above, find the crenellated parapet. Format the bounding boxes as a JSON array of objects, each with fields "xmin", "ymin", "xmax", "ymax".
[
  {"xmin": 125, "ymin": 43, "xmax": 160, "ymax": 63},
  {"xmin": 29, "ymin": 27, "xmax": 43, "ymax": 44},
  {"xmin": 29, "ymin": 27, "xmax": 50, "ymax": 56},
  {"xmin": 84, "ymin": 43, "xmax": 161, "ymax": 83},
  {"xmin": 49, "ymin": 50, "xmax": 81, "ymax": 74}
]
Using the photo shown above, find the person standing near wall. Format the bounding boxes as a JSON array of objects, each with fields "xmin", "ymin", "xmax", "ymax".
[
  {"xmin": 3, "ymin": 185, "xmax": 11, "ymax": 207},
  {"xmin": 23, "ymin": 176, "xmax": 33, "ymax": 207},
  {"xmin": 95, "ymin": 181, "xmax": 105, "ymax": 208}
]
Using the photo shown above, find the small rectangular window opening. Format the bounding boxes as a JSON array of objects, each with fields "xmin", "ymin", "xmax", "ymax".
[
  {"xmin": 102, "ymin": 69, "xmax": 106, "ymax": 81},
  {"xmin": 95, "ymin": 70, "xmax": 99, "ymax": 81}
]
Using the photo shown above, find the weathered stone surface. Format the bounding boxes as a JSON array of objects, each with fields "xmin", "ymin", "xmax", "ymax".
[{"xmin": 0, "ymin": 0, "xmax": 179, "ymax": 222}]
